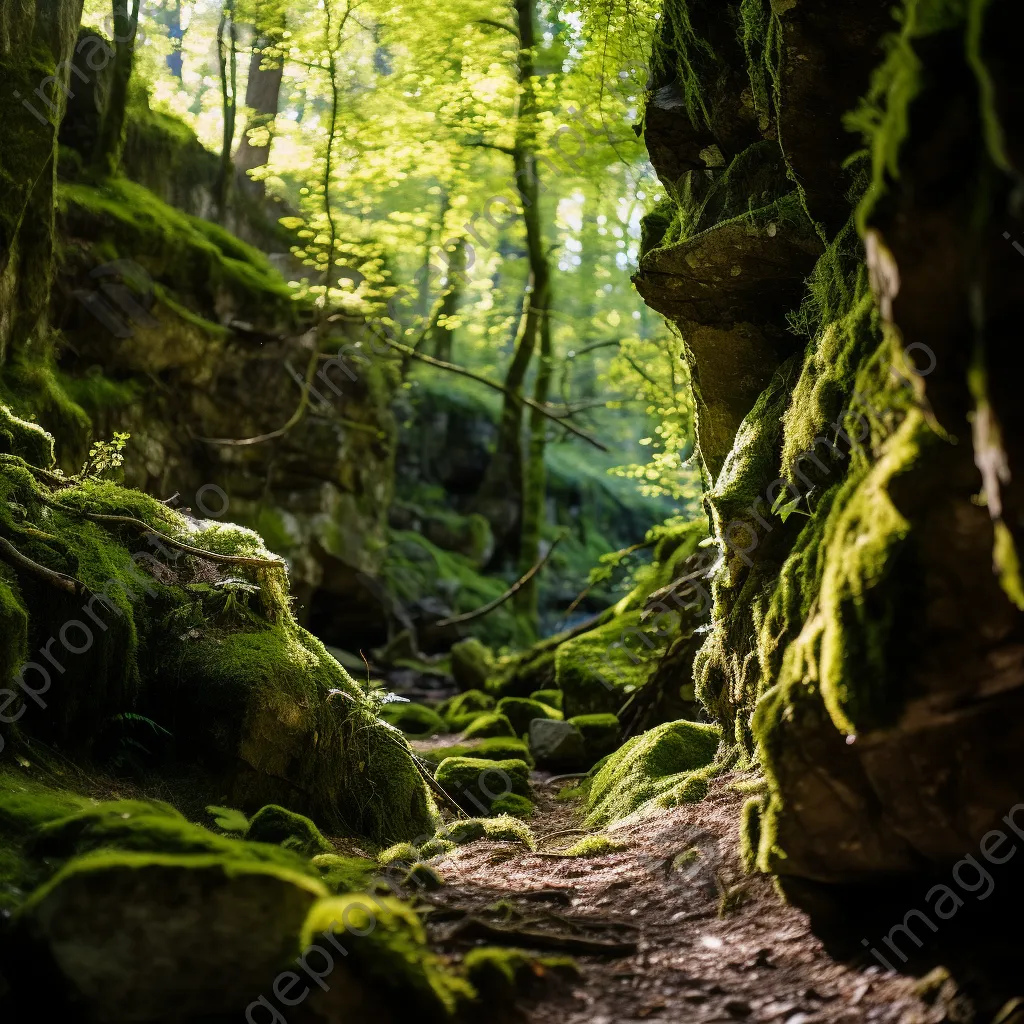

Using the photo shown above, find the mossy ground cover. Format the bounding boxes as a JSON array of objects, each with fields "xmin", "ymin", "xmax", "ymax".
[
  {"xmin": 579, "ymin": 720, "xmax": 722, "ymax": 828},
  {"xmin": 434, "ymin": 757, "xmax": 532, "ymax": 816}
]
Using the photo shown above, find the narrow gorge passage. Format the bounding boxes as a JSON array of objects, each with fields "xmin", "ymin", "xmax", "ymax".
[{"xmin": 3, "ymin": 0, "xmax": 1024, "ymax": 1021}]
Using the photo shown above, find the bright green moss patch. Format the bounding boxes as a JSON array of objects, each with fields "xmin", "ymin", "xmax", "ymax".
[
  {"xmin": 302, "ymin": 895, "xmax": 473, "ymax": 1021},
  {"xmin": 245, "ymin": 805, "xmax": 333, "ymax": 858},
  {"xmin": 529, "ymin": 689, "xmax": 563, "ymax": 711},
  {"xmin": 435, "ymin": 815, "xmax": 535, "ymax": 850},
  {"xmin": 419, "ymin": 837, "xmax": 458, "ymax": 859},
  {"xmin": 378, "ymin": 842, "xmax": 419, "ymax": 868},
  {"xmin": 739, "ymin": 796, "xmax": 764, "ymax": 874},
  {"xmin": 440, "ymin": 690, "xmax": 495, "ymax": 729},
  {"xmin": 379, "ymin": 702, "xmax": 448, "ymax": 738},
  {"xmin": 490, "ymin": 793, "xmax": 534, "ymax": 819},
  {"xmin": 0, "ymin": 405, "xmax": 55, "ymax": 467},
  {"xmin": 561, "ymin": 835, "xmax": 627, "ymax": 857},
  {"xmin": 495, "ymin": 696, "xmax": 561, "ymax": 736},
  {"xmin": 463, "ymin": 712, "xmax": 516, "ymax": 739},
  {"xmin": 581, "ymin": 720, "xmax": 722, "ymax": 828},
  {"xmin": 463, "ymin": 946, "xmax": 577, "ymax": 1001},
  {"xmin": 417, "ymin": 736, "xmax": 533, "ymax": 767},
  {"xmin": 434, "ymin": 758, "xmax": 532, "ymax": 815},
  {"xmin": 312, "ymin": 853, "xmax": 379, "ymax": 893}
]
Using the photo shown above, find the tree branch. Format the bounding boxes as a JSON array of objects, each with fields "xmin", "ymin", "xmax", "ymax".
[
  {"xmin": 0, "ymin": 535, "xmax": 87, "ymax": 596},
  {"xmin": 434, "ymin": 534, "xmax": 565, "ymax": 627},
  {"xmin": 473, "ymin": 17, "xmax": 520, "ymax": 36},
  {"xmin": 372, "ymin": 332, "xmax": 609, "ymax": 451}
]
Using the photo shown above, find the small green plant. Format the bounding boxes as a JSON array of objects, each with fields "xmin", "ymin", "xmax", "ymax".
[
  {"xmin": 206, "ymin": 805, "xmax": 250, "ymax": 833},
  {"xmin": 79, "ymin": 431, "xmax": 130, "ymax": 479}
]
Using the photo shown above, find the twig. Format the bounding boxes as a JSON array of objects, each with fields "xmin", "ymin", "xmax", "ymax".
[
  {"xmin": 542, "ymin": 774, "xmax": 589, "ymax": 787},
  {"xmin": 373, "ymin": 333, "xmax": 609, "ymax": 452},
  {"xmin": 0, "ymin": 535, "xmax": 87, "ymax": 596},
  {"xmin": 434, "ymin": 534, "xmax": 565, "ymax": 628}
]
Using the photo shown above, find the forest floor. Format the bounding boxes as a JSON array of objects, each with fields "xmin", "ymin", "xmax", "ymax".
[{"xmin": 407, "ymin": 759, "xmax": 954, "ymax": 1024}]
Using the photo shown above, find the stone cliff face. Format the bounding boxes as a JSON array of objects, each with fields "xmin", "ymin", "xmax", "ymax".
[{"xmin": 636, "ymin": 0, "xmax": 1024, "ymax": 893}]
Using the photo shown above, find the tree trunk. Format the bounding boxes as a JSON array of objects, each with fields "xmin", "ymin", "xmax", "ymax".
[
  {"xmin": 214, "ymin": 0, "xmax": 238, "ymax": 219},
  {"xmin": 233, "ymin": 20, "xmax": 285, "ymax": 200},
  {"xmin": 472, "ymin": 0, "xmax": 550, "ymax": 574},
  {"xmin": 92, "ymin": 0, "xmax": 140, "ymax": 177},
  {"xmin": 430, "ymin": 236, "xmax": 465, "ymax": 361}
]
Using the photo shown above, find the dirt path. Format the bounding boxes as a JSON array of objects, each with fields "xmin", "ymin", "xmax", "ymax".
[{"xmin": 415, "ymin": 771, "xmax": 949, "ymax": 1024}]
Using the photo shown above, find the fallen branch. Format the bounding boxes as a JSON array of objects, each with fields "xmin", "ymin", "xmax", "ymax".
[
  {"xmin": 434, "ymin": 534, "xmax": 565, "ymax": 628},
  {"xmin": 372, "ymin": 334, "xmax": 609, "ymax": 452},
  {"xmin": 0, "ymin": 535, "xmax": 87, "ymax": 596}
]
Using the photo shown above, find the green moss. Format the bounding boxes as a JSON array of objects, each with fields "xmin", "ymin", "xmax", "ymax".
[
  {"xmin": 379, "ymin": 702, "xmax": 448, "ymax": 738},
  {"xmin": 435, "ymin": 815, "xmax": 535, "ymax": 850},
  {"xmin": 440, "ymin": 690, "xmax": 495, "ymax": 728},
  {"xmin": 568, "ymin": 714, "xmax": 622, "ymax": 761},
  {"xmin": 450, "ymin": 637, "xmax": 496, "ymax": 690},
  {"xmin": 495, "ymin": 697, "xmax": 561, "ymax": 736},
  {"xmin": 405, "ymin": 862, "xmax": 445, "ymax": 890},
  {"xmin": 0, "ymin": 405, "xmax": 56, "ymax": 468},
  {"xmin": 418, "ymin": 838, "xmax": 458, "ymax": 859},
  {"xmin": 580, "ymin": 720, "xmax": 722, "ymax": 828},
  {"xmin": 490, "ymin": 793, "xmax": 534, "ymax": 820},
  {"xmin": 417, "ymin": 737, "xmax": 533, "ymax": 768},
  {"xmin": 378, "ymin": 842, "xmax": 420, "ymax": 868},
  {"xmin": 434, "ymin": 758, "xmax": 532, "ymax": 815},
  {"xmin": 462, "ymin": 947, "xmax": 577, "ymax": 1001},
  {"xmin": 993, "ymin": 521, "xmax": 1024, "ymax": 611},
  {"xmin": 312, "ymin": 853, "xmax": 379, "ymax": 893},
  {"xmin": 561, "ymin": 834, "xmax": 627, "ymax": 857},
  {"xmin": 739, "ymin": 796, "xmax": 764, "ymax": 874},
  {"xmin": 56, "ymin": 177, "xmax": 298, "ymax": 327},
  {"xmin": 245, "ymin": 804, "xmax": 333, "ymax": 858},
  {"xmin": 529, "ymin": 689, "xmax": 563, "ymax": 711},
  {"xmin": 301, "ymin": 896, "xmax": 473, "ymax": 1021},
  {"xmin": 463, "ymin": 712, "xmax": 516, "ymax": 739}
]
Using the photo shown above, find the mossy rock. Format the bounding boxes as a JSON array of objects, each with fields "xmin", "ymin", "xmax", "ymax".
[
  {"xmin": 14, "ymin": 851, "xmax": 326, "ymax": 1020},
  {"xmin": 561, "ymin": 835, "xmax": 626, "ymax": 857},
  {"xmin": 485, "ymin": 643, "xmax": 558, "ymax": 698},
  {"xmin": 378, "ymin": 701, "xmax": 448, "ymax": 738},
  {"xmin": 463, "ymin": 712, "xmax": 516, "ymax": 740},
  {"xmin": 417, "ymin": 736, "xmax": 534, "ymax": 768},
  {"xmin": 489, "ymin": 793, "xmax": 535, "ymax": 821},
  {"xmin": 418, "ymin": 837, "xmax": 458, "ymax": 859},
  {"xmin": 495, "ymin": 696, "xmax": 562, "ymax": 736},
  {"xmin": 450, "ymin": 637, "xmax": 496, "ymax": 691},
  {"xmin": 378, "ymin": 842, "xmax": 420, "ymax": 869},
  {"xmin": 244, "ymin": 804, "xmax": 333, "ymax": 858},
  {"xmin": 28, "ymin": 798, "xmax": 317, "ymax": 879},
  {"xmin": 404, "ymin": 862, "xmax": 445, "ymax": 891},
  {"xmin": 530, "ymin": 689, "xmax": 563, "ymax": 712},
  {"xmin": 300, "ymin": 895, "xmax": 473, "ymax": 1022},
  {"xmin": 569, "ymin": 713, "xmax": 622, "ymax": 762},
  {"xmin": 311, "ymin": 853, "xmax": 379, "ymax": 893},
  {"xmin": 435, "ymin": 815, "xmax": 535, "ymax": 850},
  {"xmin": 0, "ymin": 406, "xmax": 55, "ymax": 468},
  {"xmin": 434, "ymin": 758, "xmax": 532, "ymax": 816},
  {"xmin": 463, "ymin": 947, "xmax": 577, "ymax": 1002},
  {"xmin": 556, "ymin": 610, "xmax": 659, "ymax": 719},
  {"xmin": 440, "ymin": 689, "xmax": 495, "ymax": 729},
  {"xmin": 581, "ymin": 720, "xmax": 722, "ymax": 827}
]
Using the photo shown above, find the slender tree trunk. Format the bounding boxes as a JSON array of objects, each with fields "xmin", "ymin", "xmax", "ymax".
[
  {"xmin": 215, "ymin": 0, "xmax": 238, "ymax": 219},
  {"xmin": 233, "ymin": 19, "xmax": 286, "ymax": 200},
  {"xmin": 93, "ymin": 0, "xmax": 141, "ymax": 177},
  {"xmin": 430, "ymin": 236, "xmax": 465, "ymax": 361},
  {"xmin": 473, "ymin": 0, "xmax": 549, "ymax": 575}
]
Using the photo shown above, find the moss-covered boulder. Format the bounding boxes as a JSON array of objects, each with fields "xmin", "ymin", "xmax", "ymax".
[
  {"xmin": 299, "ymin": 895, "xmax": 473, "ymax": 1023},
  {"xmin": 440, "ymin": 689, "xmax": 495, "ymax": 731},
  {"xmin": 462, "ymin": 712, "xmax": 516, "ymax": 739},
  {"xmin": 496, "ymin": 696, "xmax": 561, "ymax": 736},
  {"xmin": 244, "ymin": 805, "xmax": 333, "ymax": 858},
  {"xmin": 490, "ymin": 793, "xmax": 534, "ymax": 820},
  {"xmin": 529, "ymin": 688, "xmax": 563, "ymax": 711},
  {"xmin": 417, "ymin": 736, "xmax": 533, "ymax": 768},
  {"xmin": 378, "ymin": 701, "xmax": 448, "ymax": 738},
  {"xmin": 581, "ymin": 720, "xmax": 721, "ymax": 827},
  {"xmin": 434, "ymin": 757, "xmax": 532, "ymax": 816},
  {"xmin": 450, "ymin": 637, "xmax": 496, "ymax": 691},
  {"xmin": 14, "ymin": 852, "xmax": 326, "ymax": 1020},
  {"xmin": 311, "ymin": 853, "xmax": 379, "ymax": 894},
  {"xmin": 435, "ymin": 815, "xmax": 535, "ymax": 850}
]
